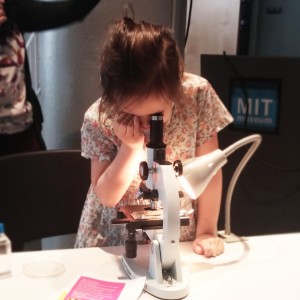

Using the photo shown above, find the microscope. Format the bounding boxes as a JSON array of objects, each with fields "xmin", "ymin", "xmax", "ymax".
[{"xmin": 112, "ymin": 113, "xmax": 190, "ymax": 299}]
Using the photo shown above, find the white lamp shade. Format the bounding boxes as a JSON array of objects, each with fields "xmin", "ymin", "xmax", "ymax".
[{"xmin": 177, "ymin": 149, "xmax": 227, "ymax": 199}]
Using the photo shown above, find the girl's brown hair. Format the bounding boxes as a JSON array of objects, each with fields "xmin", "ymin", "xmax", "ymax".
[{"xmin": 99, "ymin": 13, "xmax": 184, "ymax": 115}]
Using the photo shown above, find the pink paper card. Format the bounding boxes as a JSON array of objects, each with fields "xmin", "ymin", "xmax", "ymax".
[{"xmin": 64, "ymin": 276, "xmax": 126, "ymax": 300}]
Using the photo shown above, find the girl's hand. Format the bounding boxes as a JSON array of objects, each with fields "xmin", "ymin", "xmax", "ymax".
[
  {"xmin": 193, "ymin": 235, "xmax": 224, "ymax": 257},
  {"xmin": 0, "ymin": 0, "xmax": 7, "ymax": 26},
  {"xmin": 113, "ymin": 113, "xmax": 144, "ymax": 150}
]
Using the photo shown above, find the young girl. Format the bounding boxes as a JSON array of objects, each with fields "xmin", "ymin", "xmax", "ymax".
[{"xmin": 75, "ymin": 15, "xmax": 233, "ymax": 257}]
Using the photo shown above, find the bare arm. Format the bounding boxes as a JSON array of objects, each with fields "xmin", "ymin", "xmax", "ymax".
[
  {"xmin": 0, "ymin": 0, "xmax": 7, "ymax": 25},
  {"xmin": 91, "ymin": 114, "xmax": 144, "ymax": 207},
  {"xmin": 193, "ymin": 133, "xmax": 225, "ymax": 257}
]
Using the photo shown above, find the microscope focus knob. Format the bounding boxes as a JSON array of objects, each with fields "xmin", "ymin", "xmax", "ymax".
[
  {"xmin": 173, "ymin": 160, "xmax": 183, "ymax": 176},
  {"xmin": 139, "ymin": 161, "xmax": 149, "ymax": 180}
]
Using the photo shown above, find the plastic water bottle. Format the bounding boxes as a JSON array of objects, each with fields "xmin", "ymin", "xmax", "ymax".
[{"xmin": 0, "ymin": 223, "xmax": 12, "ymax": 277}]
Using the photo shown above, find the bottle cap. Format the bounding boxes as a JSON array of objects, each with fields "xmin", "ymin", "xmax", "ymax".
[{"xmin": 0, "ymin": 223, "xmax": 4, "ymax": 233}]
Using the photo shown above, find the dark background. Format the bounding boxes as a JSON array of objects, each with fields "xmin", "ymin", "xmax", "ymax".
[{"xmin": 201, "ymin": 54, "xmax": 300, "ymax": 236}]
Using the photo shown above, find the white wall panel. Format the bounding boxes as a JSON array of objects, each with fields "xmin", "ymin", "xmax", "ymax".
[{"xmin": 185, "ymin": 0, "xmax": 240, "ymax": 75}]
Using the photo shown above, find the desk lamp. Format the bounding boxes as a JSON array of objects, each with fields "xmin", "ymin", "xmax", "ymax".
[
  {"xmin": 119, "ymin": 113, "xmax": 262, "ymax": 299},
  {"xmin": 174, "ymin": 133, "xmax": 262, "ymax": 242}
]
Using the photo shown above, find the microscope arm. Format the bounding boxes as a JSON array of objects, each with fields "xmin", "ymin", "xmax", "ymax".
[{"xmin": 151, "ymin": 161, "xmax": 181, "ymax": 272}]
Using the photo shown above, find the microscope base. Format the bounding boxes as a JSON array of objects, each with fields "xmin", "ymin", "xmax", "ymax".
[{"xmin": 121, "ymin": 242, "xmax": 190, "ymax": 300}]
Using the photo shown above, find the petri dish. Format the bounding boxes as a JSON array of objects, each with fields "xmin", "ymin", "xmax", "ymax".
[{"xmin": 23, "ymin": 260, "xmax": 65, "ymax": 278}]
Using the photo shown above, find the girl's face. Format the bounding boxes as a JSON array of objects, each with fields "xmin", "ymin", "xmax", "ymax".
[{"xmin": 120, "ymin": 94, "xmax": 173, "ymax": 130}]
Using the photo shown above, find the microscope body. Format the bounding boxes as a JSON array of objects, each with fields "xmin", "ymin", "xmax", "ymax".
[{"xmin": 116, "ymin": 113, "xmax": 190, "ymax": 299}]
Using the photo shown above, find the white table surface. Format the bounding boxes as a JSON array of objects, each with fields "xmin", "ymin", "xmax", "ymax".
[{"xmin": 1, "ymin": 232, "xmax": 299, "ymax": 300}]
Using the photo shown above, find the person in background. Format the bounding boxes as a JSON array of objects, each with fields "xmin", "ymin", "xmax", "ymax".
[
  {"xmin": 75, "ymin": 10, "xmax": 233, "ymax": 257},
  {"xmin": 0, "ymin": 0, "xmax": 101, "ymax": 156}
]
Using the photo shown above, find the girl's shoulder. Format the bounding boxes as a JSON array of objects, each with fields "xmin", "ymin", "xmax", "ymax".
[
  {"xmin": 83, "ymin": 98, "xmax": 115, "ymax": 138},
  {"xmin": 84, "ymin": 98, "xmax": 101, "ymax": 120},
  {"xmin": 182, "ymin": 72, "xmax": 209, "ymax": 88},
  {"xmin": 181, "ymin": 72, "xmax": 213, "ymax": 100}
]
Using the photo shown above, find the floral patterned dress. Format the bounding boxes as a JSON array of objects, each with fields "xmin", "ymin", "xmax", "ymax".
[
  {"xmin": 75, "ymin": 73, "xmax": 233, "ymax": 248},
  {"xmin": 0, "ymin": 31, "xmax": 32, "ymax": 134}
]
